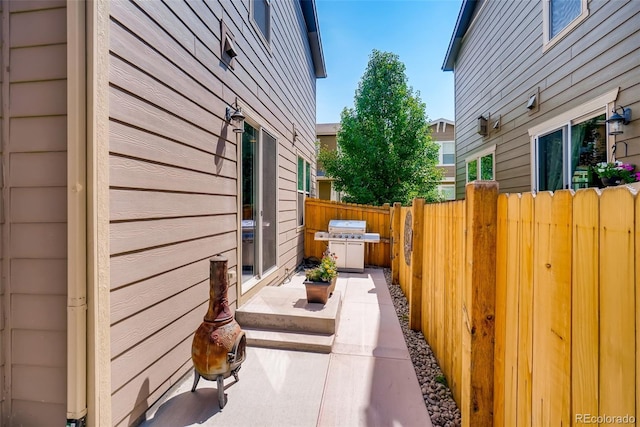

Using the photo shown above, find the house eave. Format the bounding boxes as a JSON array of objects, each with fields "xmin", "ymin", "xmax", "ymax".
[
  {"xmin": 442, "ymin": 0, "xmax": 478, "ymax": 72},
  {"xmin": 430, "ymin": 118, "xmax": 455, "ymax": 126},
  {"xmin": 300, "ymin": 0, "xmax": 327, "ymax": 78}
]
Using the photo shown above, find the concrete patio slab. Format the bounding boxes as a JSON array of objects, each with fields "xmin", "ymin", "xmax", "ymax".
[
  {"xmin": 318, "ymin": 353, "xmax": 432, "ymax": 427},
  {"xmin": 332, "ymin": 299, "xmax": 410, "ymax": 359},
  {"xmin": 141, "ymin": 347, "xmax": 330, "ymax": 427},
  {"xmin": 139, "ymin": 268, "xmax": 432, "ymax": 427},
  {"xmin": 340, "ymin": 270, "xmax": 394, "ymax": 306}
]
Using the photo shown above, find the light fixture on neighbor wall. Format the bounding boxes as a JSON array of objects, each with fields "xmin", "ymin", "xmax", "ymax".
[
  {"xmin": 225, "ymin": 102, "xmax": 245, "ymax": 134},
  {"xmin": 606, "ymin": 106, "xmax": 632, "ymax": 135},
  {"xmin": 221, "ymin": 20, "xmax": 238, "ymax": 69},
  {"xmin": 223, "ymin": 36, "xmax": 238, "ymax": 59},
  {"xmin": 477, "ymin": 115, "xmax": 488, "ymax": 136},
  {"xmin": 493, "ymin": 115, "xmax": 501, "ymax": 131},
  {"xmin": 526, "ymin": 87, "xmax": 540, "ymax": 114}
]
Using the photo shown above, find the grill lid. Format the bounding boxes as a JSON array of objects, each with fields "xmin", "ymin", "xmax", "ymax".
[{"xmin": 328, "ymin": 220, "xmax": 366, "ymax": 234}]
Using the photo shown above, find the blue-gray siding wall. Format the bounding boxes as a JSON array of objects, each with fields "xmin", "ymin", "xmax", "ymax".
[{"xmin": 453, "ymin": 0, "xmax": 640, "ymax": 197}]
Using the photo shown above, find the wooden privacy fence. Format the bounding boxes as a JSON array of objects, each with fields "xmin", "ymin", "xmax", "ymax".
[
  {"xmin": 392, "ymin": 182, "xmax": 640, "ymax": 427},
  {"xmin": 304, "ymin": 198, "xmax": 391, "ymax": 267}
]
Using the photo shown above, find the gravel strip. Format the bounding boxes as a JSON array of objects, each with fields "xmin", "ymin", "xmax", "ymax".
[{"xmin": 382, "ymin": 268, "xmax": 462, "ymax": 427}]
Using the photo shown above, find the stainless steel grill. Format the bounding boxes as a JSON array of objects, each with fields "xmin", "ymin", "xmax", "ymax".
[{"xmin": 314, "ymin": 220, "xmax": 380, "ymax": 272}]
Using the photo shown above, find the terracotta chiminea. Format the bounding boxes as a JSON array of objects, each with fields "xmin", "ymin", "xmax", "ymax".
[{"xmin": 191, "ymin": 255, "xmax": 246, "ymax": 408}]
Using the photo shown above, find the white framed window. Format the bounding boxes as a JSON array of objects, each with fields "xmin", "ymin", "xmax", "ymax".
[
  {"xmin": 528, "ymin": 89, "xmax": 619, "ymax": 192},
  {"xmin": 297, "ymin": 156, "xmax": 311, "ymax": 228},
  {"xmin": 533, "ymin": 114, "xmax": 609, "ymax": 191},
  {"xmin": 241, "ymin": 121, "xmax": 278, "ymax": 292},
  {"xmin": 439, "ymin": 141, "xmax": 455, "ymax": 165},
  {"xmin": 251, "ymin": 0, "xmax": 271, "ymax": 46},
  {"xmin": 542, "ymin": 0, "xmax": 588, "ymax": 49},
  {"xmin": 437, "ymin": 184, "xmax": 456, "ymax": 201},
  {"xmin": 465, "ymin": 145, "xmax": 496, "ymax": 183}
]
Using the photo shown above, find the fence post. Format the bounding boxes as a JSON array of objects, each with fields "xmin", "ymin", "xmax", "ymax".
[
  {"xmin": 409, "ymin": 198, "xmax": 425, "ymax": 331},
  {"xmin": 391, "ymin": 202, "xmax": 401, "ymax": 285},
  {"xmin": 462, "ymin": 182, "xmax": 498, "ymax": 427}
]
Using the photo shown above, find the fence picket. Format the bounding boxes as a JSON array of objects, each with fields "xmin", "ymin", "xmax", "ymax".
[
  {"xmin": 516, "ymin": 192, "xmax": 534, "ymax": 427},
  {"xmin": 494, "ymin": 194, "xmax": 509, "ymax": 427},
  {"xmin": 391, "ymin": 202, "xmax": 401, "ymax": 284},
  {"xmin": 636, "ymin": 192, "xmax": 640, "ymax": 425},
  {"xmin": 599, "ymin": 187, "xmax": 635, "ymax": 422},
  {"xmin": 410, "ymin": 198, "xmax": 425, "ymax": 330},
  {"xmin": 505, "ymin": 194, "xmax": 522, "ymax": 426},
  {"xmin": 435, "ymin": 202, "xmax": 446, "ymax": 364},
  {"xmin": 452, "ymin": 200, "xmax": 464, "ymax": 405},
  {"xmin": 444, "ymin": 202, "xmax": 454, "ymax": 391},
  {"xmin": 571, "ymin": 189, "xmax": 599, "ymax": 423}
]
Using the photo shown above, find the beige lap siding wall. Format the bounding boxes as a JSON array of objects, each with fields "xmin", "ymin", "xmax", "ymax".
[
  {"xmin": 108, "ymin": 1, "xmax": 318, "ymax": 425},
  {"xmin": 0, "ymin": 1, "xmax": 68, "ymax": 425}
]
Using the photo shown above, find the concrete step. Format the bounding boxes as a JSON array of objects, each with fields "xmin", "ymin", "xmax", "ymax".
[
  {"xmin": 236, "ymin": 287, "xmax": 341, "ymax": 335},
  {"xmin": 243, "ymin": 327, "xmax": 335, "ymax": 354}
]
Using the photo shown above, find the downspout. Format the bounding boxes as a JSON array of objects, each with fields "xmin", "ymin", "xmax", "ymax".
[{"xmin": 67, "ymin": 1, "xmax": 88, "ymax": 426}]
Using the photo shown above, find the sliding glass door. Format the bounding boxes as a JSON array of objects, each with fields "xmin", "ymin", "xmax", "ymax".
[
  {"xmin": 535, "ymin": 113, "xmax": 607, "ymax": 191},
  {"xmin": 241, "ymin": 123, "xmax": 277, "ymax": 291},
  {"xmin": 537, "ymin": 127, "xmax": 565, "ymax": 191},
  {"xmin": 261, "ymin": 131, "xmax": 277, "ymax": 274}
]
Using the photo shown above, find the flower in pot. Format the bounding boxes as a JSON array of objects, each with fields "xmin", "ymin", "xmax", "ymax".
[
  {"xmin": 304, "ymin": 249, "xmax": 338, "ymax": 304},
  {"xmin": 594, "ymin": 161, "xmax": 640, "ymax": 186}
]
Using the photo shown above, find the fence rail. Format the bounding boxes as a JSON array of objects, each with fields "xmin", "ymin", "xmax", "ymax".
[
  {"xmin": 304, "ymin": 198, "xmax": 391, "ymax": 267},
  {"xmin": 392, "ymin": 182, "xmax": 640, "ymax": 427}
]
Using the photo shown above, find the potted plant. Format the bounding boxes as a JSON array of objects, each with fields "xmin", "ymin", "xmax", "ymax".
[
  {"xmin": 594, "ymin": 161, "xmax": 640, "ymax": 186},
  {"xmin": 304, "ymin": 248, "xmax": 338, "ymax": 304}
]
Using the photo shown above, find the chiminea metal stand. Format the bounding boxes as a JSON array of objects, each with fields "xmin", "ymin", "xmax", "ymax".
[{"xmin": 191, "ymin": 255, "xmax": 246, "ymax": 408}]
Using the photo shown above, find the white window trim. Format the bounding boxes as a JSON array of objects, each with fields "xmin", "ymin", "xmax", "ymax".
[
  {"xmin": 542, "ymin": 0, "xmax": 588, "ymax": 52},
  {"xmin": 527, "ymin": 88, "xmax": 619, "ymax": 192},
  {"xmin": 465, "ymin": 144, "xmax": 496, "ymax": 183},
  {"xmin": 437, "ymin": 184, "xmax": 456, "ymax": 201},
  {"xmin": 250, "ymin": 0, "xmax": 272, "ymax": 50},
  {"xmin": 438, "ymin": 140, "xmax": 456, "ymax": 166},
  {"xmin": 239, "ymin": 115, "xmax": 279, "ymax": 294}
]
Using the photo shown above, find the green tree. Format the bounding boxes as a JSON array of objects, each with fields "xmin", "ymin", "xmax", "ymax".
[{"xmin": 319, "ymin": 50, "xmax": 442, "ymax": 205}]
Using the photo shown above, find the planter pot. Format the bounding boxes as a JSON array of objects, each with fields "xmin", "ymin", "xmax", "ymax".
[
  {"xmin": 304, "ymin": 277, "xmax": 337, "ymax": 305},
  {"xmin": 601, "ymin": 176, "xmax": 622, "ymax": 186}
]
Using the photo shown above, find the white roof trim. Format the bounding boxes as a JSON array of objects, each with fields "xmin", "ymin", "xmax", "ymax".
[
  {"xmin": 527, "ymin": 88, "xmax": 619, "ymax": 136},
  {"xmin": 430, "ymin": 118, "xmax": 455, "ymax": 126}
]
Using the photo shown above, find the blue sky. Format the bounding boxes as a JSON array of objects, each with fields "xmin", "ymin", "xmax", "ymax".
[{"xmin": 315, "ymin": 0, "xmax": 461, "ymax": 124}]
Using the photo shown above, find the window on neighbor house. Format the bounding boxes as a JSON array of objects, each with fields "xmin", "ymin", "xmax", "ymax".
[
  {"xmin": 440, "ymin": 141, "xmax": 455, "ymax": 165},
  {"xmin": 543, "ymin": 0, "xmax": 588, "ymax": 46},
  {"xmin": 466, "ymin": 148, "xmax": 495, "ymax": 183},
  {"xmin": 252, "ymin": 0, "xmax": 271, "ymax": 44},
  {"xmin": 437, "ymin": 185, "xmax": 456, "ymax": 201},
  {"xmin": 297, "ymin": 156, "xmax": 311, "ymax": 227},
  {"xmin": 533, "ymin": 113, "xmax": 607, "ymax": 192},
  {"xmin": 242, "ymin": 123, "xmax": 277, "ymax": 290}
]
